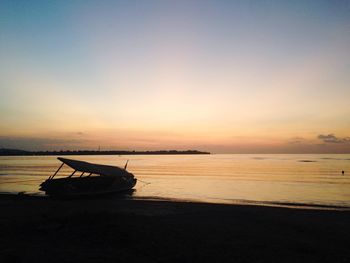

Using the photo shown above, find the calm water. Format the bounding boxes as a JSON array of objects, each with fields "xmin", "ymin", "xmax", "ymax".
[{"xmin": 0, "ymin": 154, "xmax": 350, "ymax": 208}]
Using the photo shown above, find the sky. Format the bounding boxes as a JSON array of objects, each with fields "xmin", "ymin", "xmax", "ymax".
[{"xmin": 0, "ymin": 0, "xmax": 350, "ymax": 153}]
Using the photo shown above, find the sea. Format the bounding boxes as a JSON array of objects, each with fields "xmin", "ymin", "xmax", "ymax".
[{"xmin": 0, "ymin": 154, "xmax": 350, "ymax": 208}]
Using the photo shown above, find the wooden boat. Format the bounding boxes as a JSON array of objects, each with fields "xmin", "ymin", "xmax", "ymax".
[{"xmin": 40, "ymin": 157, "xmax": 137, "ymax": 197}]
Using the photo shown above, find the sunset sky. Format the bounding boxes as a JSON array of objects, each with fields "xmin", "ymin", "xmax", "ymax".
[{"xmin": 0, "ymin": 0, "xmax": 349, "ymax": 153}]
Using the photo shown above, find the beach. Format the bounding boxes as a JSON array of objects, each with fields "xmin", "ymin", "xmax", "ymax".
[{"xmin": 1, "ymin": 194, "xmax": 350, "ymax": 263}]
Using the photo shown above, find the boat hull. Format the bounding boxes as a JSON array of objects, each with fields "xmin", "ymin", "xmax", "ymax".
[{"xmin": 40, "ymin": 176, "xmax": 137, "ymax": 198}]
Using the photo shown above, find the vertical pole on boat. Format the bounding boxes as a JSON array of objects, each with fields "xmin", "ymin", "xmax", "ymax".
[
  {"xmin": 49, "ymin": 163, "xmax": 64, "ymax": 180},
  {"xmin": 68, "ymin": 170, "xmax": 77, "ymax": 178}
]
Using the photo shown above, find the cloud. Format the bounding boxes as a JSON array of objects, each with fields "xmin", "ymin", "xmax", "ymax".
[
  {"xmin": 318, "ymin": 134, "xmax": 350, "ymax": 144},
  {"xmin": 0, "ymin": 136, "xmax": 88, "ymax": 151},
  {"xmin": 288, "ymin": 137, "xmax": 309, "ymax": 144}
]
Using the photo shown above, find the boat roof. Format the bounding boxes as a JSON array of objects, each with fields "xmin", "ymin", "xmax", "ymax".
[{"xmin": 58, "ymin": 157, "xmax": 126, "ymax": 176}]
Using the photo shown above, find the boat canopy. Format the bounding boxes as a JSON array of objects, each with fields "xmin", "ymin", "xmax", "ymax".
[{"xmin": 57, "ymin": 157, "xmax": 126, "ymax": 177}]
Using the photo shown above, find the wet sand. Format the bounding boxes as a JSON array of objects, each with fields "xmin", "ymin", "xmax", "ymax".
[{"xmin": 1, "ymin": 194, "xmax": 350, "ymax": 263}]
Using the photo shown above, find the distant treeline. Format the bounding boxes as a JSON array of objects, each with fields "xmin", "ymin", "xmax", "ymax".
[{"xmin": 0, "ymin": 148, "xmax": 210, "ymax": 156}]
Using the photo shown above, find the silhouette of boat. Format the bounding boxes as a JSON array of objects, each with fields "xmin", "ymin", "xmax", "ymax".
[{"xmin": 40, "ymin": 157, "xmax": 137, "ymax": 197}]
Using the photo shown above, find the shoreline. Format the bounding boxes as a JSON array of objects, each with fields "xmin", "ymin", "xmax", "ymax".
[
  {"xmin": 1, "ymin": 193, "xmax": 350, "ymax": 262},
  {"xmin": 1, "ymin": 192, "xmax": 349, "ymax": 211},
  {"xmin": 0, "ymin": 192, "xmax": 350, "ymax": 211},
  {"xmin": 0, "ymin": 149, "xmax": 210, "ymax": 156}
]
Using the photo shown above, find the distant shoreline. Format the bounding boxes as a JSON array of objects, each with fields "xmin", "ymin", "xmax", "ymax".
[{"xmin": 0, "ymin": 148, "xmax": 210, "ymax": 156}]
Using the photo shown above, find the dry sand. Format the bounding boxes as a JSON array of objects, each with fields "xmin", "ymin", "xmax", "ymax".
[{"xmin": 1, "ymin": 194, "xmax": 350, "ymax": 263}]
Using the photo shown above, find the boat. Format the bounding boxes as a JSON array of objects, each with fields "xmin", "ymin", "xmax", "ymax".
[{"xmin": 39, "ymin": 157, "xmax": 137, "ymax": 197}]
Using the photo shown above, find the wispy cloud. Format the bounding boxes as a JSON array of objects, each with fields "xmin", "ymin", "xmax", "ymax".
[
  {"xmin": 0, "ymin": 136, "xmax": 88, "ymax": 151},
  {"xmin": 288, "ymin": 137, "xmax": 310, "ymax": 145},
  {"xmin": 318, "ymin": 134, "xmax": 350, "ymax": 144}
]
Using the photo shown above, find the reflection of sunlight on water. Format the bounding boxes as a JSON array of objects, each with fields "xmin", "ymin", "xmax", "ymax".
[{"xmin": 0, "ymin": 154, "xmax": 350, "ymax": 207}]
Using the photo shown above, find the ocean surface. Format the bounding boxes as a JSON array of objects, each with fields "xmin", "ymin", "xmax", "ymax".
[{"xmin": 0, "ymin": 154, "xmax": 350, "ymax": 208}]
